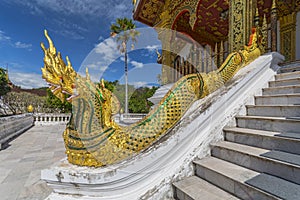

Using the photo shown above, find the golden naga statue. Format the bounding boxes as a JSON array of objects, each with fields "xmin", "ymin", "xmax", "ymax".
[{"xmin": 41, "ymin": 29, "xmax": 261, "ymax": 167}]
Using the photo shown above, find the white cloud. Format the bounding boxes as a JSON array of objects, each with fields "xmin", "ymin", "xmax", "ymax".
[
  {"xmin": 146, "ymin": 45, "xmax": 161, "ymax": 52},
  {"xmin": 131, "ymin": 61, "xmax": 144, "ymax": 68},
  {"xmin": 85, "ymin": 62, "xmax": 108, "ymax": 72},
  {"xmin": 120, "ymin": 55, "xmax": 130, "ymax": 62},
  {"xmin": 78, "ymin": 62, "xmax": 108, "ymax": 82},
  {"xmin": 95, "ymin": 38, "xmax": 119, "ymax": 61},
  {"xmin": 14, "ymin": 41, "xmax": 32, "ymax": 49},
  {"xmin": 0, "ymin": 30, "xmax": 11, "ymax": 42},
  {"xmin": 48, "ymin": 18, "xmax": 88, "ymax": 40},
  {"xmin": 0, "ymin": 30, "xmax": 32, "ymax": 50},
  {"xmin": 108, "ymin": 2, "xmax": 131, "ymax": 19},
  {"xmin": 79, "ymin": 38, "xmax": 122, "ymax": 82},
  {"xmin": 3, "ymin": 0, "xmax": 132, "ymax": 19},
  {"xmin": 49, "ymin": 29, "xmax": 85, "ymax": 40},
  {"xmin": 98, "ymin": 36, "xmax": 104, "ymax": 41},
  {"xmin": 130, "ymin": 81, "xmax": 148, "ymax": 88},
  {"xmin": 9, "ymin": 71, "xmax": 48, "ymax": 89}
]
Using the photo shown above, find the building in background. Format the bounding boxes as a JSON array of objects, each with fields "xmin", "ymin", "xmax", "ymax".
[{"xmin": 133, "ymin": 0, "xmax": 300, "ymax": 84}]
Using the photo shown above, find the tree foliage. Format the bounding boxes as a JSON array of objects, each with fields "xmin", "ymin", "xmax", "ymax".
[
  {"xmin": 110, "ymin": 18, "xmax": 138, "ymax": 39},
  {"xmin": 0, "ymin": 87, "xmax": 71, "ymax": 116},
  {"xmin": 102, "ymin": 80, "xmax": 119, "ymax": 92},
  {"xmin": 129, "ymin": 86, "xmax": 158, "ymax": 113},
  {"xmin": 0, "ymin": 91, "xmax": 47, "ymax": 115},
  {"xmin": 110, "ymin": 17, "xmax": 140, "ymax": 114},
  {"xmin": 100, "ymin": 80, "xmax": 158, "ymax": 114},
  {"xmin": 0, "ymin": 68, "xmax": 10, "ymax": 97},
  {"xmin": 46, "ymin": 88, "xmax": 72, "ymax": 113}
]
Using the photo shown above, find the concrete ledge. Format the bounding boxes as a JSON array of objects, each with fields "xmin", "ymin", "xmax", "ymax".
[
  {"xmin": 275, "ymin": 71, "xmax": 300, "ymax": 81},
  {"xmin": 224, "ymin": 127, "xmax": 300, "ymax": 155},
  {"xmin": 173, "ymin": 175, "xmax": 239, "ymax": 200},
  {"xmin": 0, "ymin": 114, "xmax": 34, "ymax": 149},
  {"xmin": 194, "ymin": 157, "xmax": 286, "ymax": 199},
  {"xmin": 211, "ymin": 141, "xmax": 300, "ymax": 185}
]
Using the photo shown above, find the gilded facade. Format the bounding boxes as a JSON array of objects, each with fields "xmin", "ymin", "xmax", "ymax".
[{"xmin": 133, "ymin": 0, "xmax": 300, "ymax": 84}]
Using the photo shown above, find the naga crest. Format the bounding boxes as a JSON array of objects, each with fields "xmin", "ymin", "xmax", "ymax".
[{"xmin": 41, "ymin": 30, "xmax": 77, "ymax": 102}]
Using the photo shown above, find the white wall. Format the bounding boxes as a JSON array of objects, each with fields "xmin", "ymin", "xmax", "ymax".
[{"xmin": 296, "ymin": 11, "xmax": 300, "ymax": 60}]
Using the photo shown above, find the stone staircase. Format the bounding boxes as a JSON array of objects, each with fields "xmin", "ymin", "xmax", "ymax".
[{"xmin": 173, "ymin": 64, "xmax": 300, "ymax": 199}]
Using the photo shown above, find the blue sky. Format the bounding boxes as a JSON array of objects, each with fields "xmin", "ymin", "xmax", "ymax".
[{"xmin": 0, "ymin": 0, "xmax": 162, "ymax": 88}]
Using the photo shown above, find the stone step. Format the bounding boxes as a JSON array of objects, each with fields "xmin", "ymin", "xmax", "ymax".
[
  {"xmin": 279, "ymin": 65, "xmax": 300, "ymax": 73},
  {"xmin": 262, "ymin": 85, "xmax": 300, "ymax": 95},
  {"xmin": 275, "ymin": 71, "xmax": 300, "ymax": 81},
  {"xmin": 211, "ymin": 141, "xmax": 300, "ymax": 185},
  {"xmin": 255, "ymin": 94, "xmax": 300, "ymax": 105},
  {"xmin": 173, "ymin": 176, "xmax": 239, "ymax": 200},
  {"xmin": 236, "ymin": 116, "xmax": 300, "ymax": 133},
  {"xmin": 269, "ymin": 78, "xmax": 300, "ymax": 87},
  {"xmin": 194, "ymin": 157, "xmax": 300, "ymax": 200},
  {"xmin": 223, "ymin": 127, "xmax": 300, "ymax": 155},
  {"xmin": 246, "ymin": 105, "xmax": 300, "ymax": 117}
]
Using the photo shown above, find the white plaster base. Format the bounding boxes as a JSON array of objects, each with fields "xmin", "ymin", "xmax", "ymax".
[{"xmin": 42, "ymin": 53, "xmax": 284, "ymax": 200}]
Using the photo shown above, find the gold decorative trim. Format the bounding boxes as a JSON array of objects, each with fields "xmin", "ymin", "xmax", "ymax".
[
  {"xmin": 280, "ymin": 12, "xmax": 296, "ymax": 61},
  {"xmin": 229, "ymin": 0, "xmax": 256, "ymax": 53}
]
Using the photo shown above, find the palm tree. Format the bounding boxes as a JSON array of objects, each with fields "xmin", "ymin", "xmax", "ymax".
[{"xmin": 110, "ymin": 18, "xmax": 139, "ymax": 114}]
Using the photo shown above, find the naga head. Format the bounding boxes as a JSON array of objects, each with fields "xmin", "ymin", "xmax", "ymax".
[
  {"xmin": 41, "ymin": 30, "xmax": 121, "ymax": 127},
  {"xmin": 41, "ymin": 30, "xmax": 77, "ymax": 102}
]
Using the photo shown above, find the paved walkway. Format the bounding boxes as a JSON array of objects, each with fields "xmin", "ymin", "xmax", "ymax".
[{"xmin": 0, "ymin": 125, "xmax": 66, "ymax": 200}]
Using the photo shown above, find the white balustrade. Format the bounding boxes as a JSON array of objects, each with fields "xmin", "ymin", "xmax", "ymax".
[
  {"xmin": 34, "ymin": 113, "xmax": 71, "ymax": 125},
  {"xmin": 114, "ymin": 113, "xmax": 147, "ymax": 124}
]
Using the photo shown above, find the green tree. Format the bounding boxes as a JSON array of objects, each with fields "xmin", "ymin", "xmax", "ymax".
[
  {"xmin": 99, "ymin": 80, "xmax": 158, "ymax": 114},
  {"xmin": 101, "ymin": 80, "xmax": 119, "ymax": 92},
  {"xmin": 0, "ymin": 68, "xmax": 10, "ymax": 97},
  {"xmin": 46, "ymin": 89, "xmax": 72, "ymax": 113},
  {"xmin": 0, "ymin": 91, "xmax": 47, "ymax": 115},
  {"xmin": 109, "ymin": 81, "xmax": 135, "ymax": 113},
  {"xmin": 129, "ymin": 86, "xmax": 158, "ymax": 113},
  {"xmin": 110, "ymin": 17, "xmax": 140, "ymax": 114}
]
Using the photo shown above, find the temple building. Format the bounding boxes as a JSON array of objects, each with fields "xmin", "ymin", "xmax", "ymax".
[
  {"xmin": 37, "ymin": 1, "xmax": 300, "ymax": 199},
  {"xmin": 133, "ymin": 0, "xmax": 300, "ymax": 84}
]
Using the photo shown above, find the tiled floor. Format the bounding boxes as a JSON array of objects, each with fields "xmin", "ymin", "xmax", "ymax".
[{"xmin": 0, "ymin": 124, "xmax": 66, "ymax": 200}]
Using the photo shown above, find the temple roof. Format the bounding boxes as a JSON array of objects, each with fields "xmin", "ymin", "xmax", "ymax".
[
  {"xmin": 133, "ymin": 0, "xmax": 300, "ymax": 46},
  {"xmin": 133, "ymin": 0, "xmax": 165, "ymax": 27}
]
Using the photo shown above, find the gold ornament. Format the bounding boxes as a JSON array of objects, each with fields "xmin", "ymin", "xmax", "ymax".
[
  {"xmin": 41, "ymin": 29, "xmax": 261, "ymax": 167},
  {"xmin": 27, "ymin": 105, "xmax": 34, "ymax": 113}
]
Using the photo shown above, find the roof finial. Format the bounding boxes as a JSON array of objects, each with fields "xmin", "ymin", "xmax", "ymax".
[
  {"xmin": 272, "ymin": 0, "xmax": 277, "ymax": 10},
  {"xmin": 254, "ymin": 8, "xmax": 260, "ymax": 27},
  {"xmin": 255, "ymin": 8, "xmax": 259, "ymax": 17}
]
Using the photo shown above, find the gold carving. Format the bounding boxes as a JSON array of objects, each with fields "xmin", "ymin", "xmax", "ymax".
[
  {"xmin": 169, "ymin": 0, "xmax": 199, "ymax": 29},
  {"xmin": 134, "ymin": 0, "xmax": 164, "ymax": 26},
  {"xmin": 142, "ymin": 0, "xmax": 160, "ymax": 20},
  {"xmin": 41, "ymin": 30, "xmax": 76, "ymax": 102},
  {"xmin": 41, "ymin": 29, "xmax": 261, "ymax": 167},
  {"xmin": 229, "ymin": 0, "xmax": 245, "ymax": 52},
  {"xmin": 280, "ymin": 12, "xmax": 296, "ymax": 61},
  {"xmin": 229, "ymin": 0, "xmax": 256, "ymax": 53},
  {"xmin": 261, "ymin": 14, "xmax": 268, "ymax": 53},
  {"xmin": 189, "ymin": 12, "xmax": 197, "ymax": 28}
]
